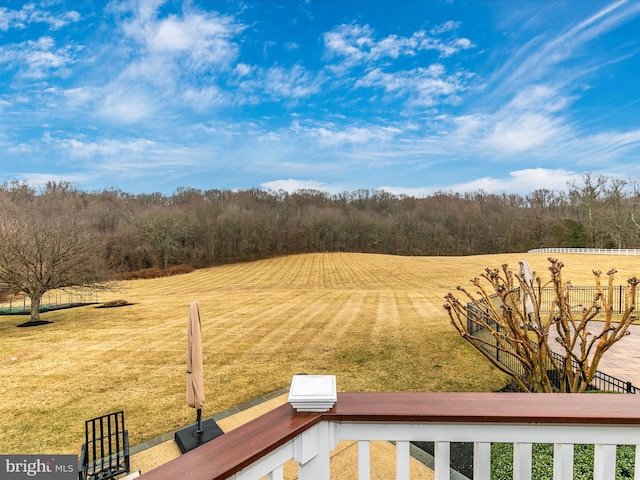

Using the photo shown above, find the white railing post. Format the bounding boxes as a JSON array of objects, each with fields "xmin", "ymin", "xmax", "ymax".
[
  {"xmin": 288, "ymin": 374, "xmax": 337, "ymax": 479},
  {"xmin": 296, "ymin": 422, "xmax": 333, "ymax": 480}
]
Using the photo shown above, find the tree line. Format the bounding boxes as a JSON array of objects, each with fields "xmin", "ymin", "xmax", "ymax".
[{"xmin": 2, "ymin": 173, "xmax": 640, "ymax": 275}]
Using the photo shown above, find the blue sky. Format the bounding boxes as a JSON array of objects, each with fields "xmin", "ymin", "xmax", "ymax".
[{"xmin": 1, "ymin": 1, "xmax": 640, "ymax": 196}]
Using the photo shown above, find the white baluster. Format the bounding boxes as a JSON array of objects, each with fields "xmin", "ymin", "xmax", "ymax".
[
  {"xmin": 593, "ymin": 444, "xmax": 616, "ymax": 480},
  {"xmin": 474, "ymin": 442, "xmax": 491, "ymax": 480},
  {"xmin": 513, "ymin": 442, "xmax": 532, "ymax": 480},
  {"xmin": 396, "ymin": 441, "xmax": 410, "ymax": 480},
  {"xmin": 266, "ymin": 465, "xmax": 283, "ymax": 480},
  {"xmin": 434, "ymin": 441, "xmax": 450, "ymax": 480},
  {"xmin": 553, "ymin": 443, "xmax": 573, "ymax": 479},
  {"xmin": 358, "ymin": 440, "xmax": 370, "ymax": 480}
]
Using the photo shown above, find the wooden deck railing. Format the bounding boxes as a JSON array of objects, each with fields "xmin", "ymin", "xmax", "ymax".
[{"xmin": 139, "ymin": 392, "xmax": 640, "ymax": 480}]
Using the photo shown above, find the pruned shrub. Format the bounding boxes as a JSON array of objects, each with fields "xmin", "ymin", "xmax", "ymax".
[{"xmin": 98, "ymin": 299, "xmax": 131, "ymax": 308}]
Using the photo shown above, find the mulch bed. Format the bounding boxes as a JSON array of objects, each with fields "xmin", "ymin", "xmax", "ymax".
[{"xmin": 17, "ymin": 320, "xmax": 53, "ymax": 327}]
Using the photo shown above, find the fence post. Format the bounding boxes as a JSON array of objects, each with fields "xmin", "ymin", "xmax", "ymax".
[
  {"xmin": 619, "ymin": 286, "xmax": 623, "ymax": 314},
  {"xmin": 627, "ymin": 381, "xmax": 632, "ymax": 394},
  {"xmin": 495, "ymin": 321, "xmax": 500, "ymax": 363}
]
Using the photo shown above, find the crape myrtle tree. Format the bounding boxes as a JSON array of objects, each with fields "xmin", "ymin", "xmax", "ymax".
[
  {"xmin": 0, "ymin": 210, "xmax": 111, "ymax": 325},
  {"xmin": 445, "ymin": 258, "xmax": 639, "ymax": 393}
]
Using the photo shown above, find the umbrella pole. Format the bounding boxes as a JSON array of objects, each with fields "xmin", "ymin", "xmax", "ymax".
[{"xmin": 196, "ymin": 408, "xmax": 203, "ymax": 434}]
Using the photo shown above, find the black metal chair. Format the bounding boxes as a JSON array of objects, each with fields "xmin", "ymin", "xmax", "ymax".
[{"xmin": 79, "ymin": 411, "xmax": 130, "ymax": 480}]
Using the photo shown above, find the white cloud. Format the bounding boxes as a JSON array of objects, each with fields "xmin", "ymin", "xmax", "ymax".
[
  {"xmin": 323, "ymin": 22, "xmax": 474, "ymax": 67},
  {"xmin": 263, "ymin": 65, "xmax": 323, "ymax": 99},
  {"xmin": 231, "ymin": 64, "xmax": 326, "ymax": 106},
  {"xmin": 58, "ymin": 87, "xmax": 100, "ymax": 107},
  {"xmin": 492, "ymin": 1, "xmax": 640, "ymax": 95},
  {"xmin": 263, "ymin": 168, "xmax": 583, "ymax": 197},
  {"xmin": 435, "ymin": 4, "xmax": 640, "ymax": 164},
  {"xmin": 12, "ymin": 172, "xmax": 88, "ymax": 188},
  {"xmin": 377, "ymin": 185, "xmax": 432, "ymax": 197},
  {"xmin": 0, "ymin": 36, "xmax": 79, "ymax": 80},
  {"xmin": 50, "ymin": 135, "xmax": 156, "ymax": 159},
  {"xmin": 151, "ymin": 17, "xmax": 192, "ymax": 52},
  {"xmin": 0, "ymin": 4, "xmax": 80, "ymax": 31},
  {"xmin": 454, "ymin": 38, "xmax": 472, "ymax": 49},
  {"xmin": 508, "ymin": 85, "xmax": 569, "ymax": 113},
  {"xmin": 440, "ymin": 168, "xmax": 583, "ymax": 194},
  {"xmin": 261, "ymin": 179, "xmax": 334, "ymax": 193},
  {"xmin": 100, "ymin": 89, "xmax": 157, "ymax": 124},
  {"xmin": 435, "ymin": 84, "xmax": 574, "ymax": 158},
  {"xmin": 323, "ymin": 23, "xmax": 372, "ymax": 63},
  {"xmin": 183, "ymin": 86, "xmax": 227, "ymax": 111},
  {"xmin": 566, "ymin": 129, "xmax": 640, "ymax": 163},
  {"xmin": 309, "ymin": 124, "xmax": 400, "ymax": 147},
  {"xmin": 7, "ymin": 143, "xmax": 32, "ymax": 154},
  {"xmin": 94, "ymin": 2, "xmax": 246, "ymax": 123},
  {"xmin": 355, "ymin": 65, "xmax": 470, "ymax": 106},
  {"xmin": 323, "ymin": 22, "xmax": 475, "ymax": 109},
  {"xmin": 448, "ymin": 75, "xmax": 640, "ymax": 163},
  {"xmin": 235, "ymin": 63, "xmax": 253, "ymax": 77},
  {"xmin": 429, "ymin": 20, "xmax": 460, "ymax": 35},
  {"xmin": 119, "ymin": 3, "xmax": 244, "ymax": 72},
  {"xmin": 483, "ymin": 113, "xmax": 565, "ymax": 155}
]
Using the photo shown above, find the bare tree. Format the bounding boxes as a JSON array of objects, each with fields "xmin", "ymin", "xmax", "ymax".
[
  {"xmin": 568, "ymin": 173, "xmax": 608, "ymax": 247},
  {"xmin": 0, "ymin": 211, "xmax": 111, "ymax": 325},
  {"xmin": 445, "ymin": 258, "xmax": 639, "ymax": 392},
  {"xmin": 131, "ymin": 208, "xmax": 194, "ymax": 269}
]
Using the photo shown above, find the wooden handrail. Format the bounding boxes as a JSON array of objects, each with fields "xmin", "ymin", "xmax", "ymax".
[
  {"xmin": 330, "ymin": 392, "xmax": 640, "ymax": 424},
  {"xmin": 140, "ymin": 402, "xmax": 322, "ymax": 480},
  {"xmin": 140, "ymin": 392, "xmax": 640, "ymax": 480}
]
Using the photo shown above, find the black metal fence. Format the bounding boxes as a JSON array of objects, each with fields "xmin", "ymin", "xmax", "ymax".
[
  {"xmin": 466, "ymin": 290, "xmax": 640, "ymax": 394},
  {"xmin": 537, "ymin": 285, "xmax": 636, "ymax": 314},
  {"xmin": 0, "ymin": 291, "xmax": 99, "ymax": 315}
]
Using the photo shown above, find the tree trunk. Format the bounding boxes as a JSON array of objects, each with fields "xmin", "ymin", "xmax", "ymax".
[{"xmin": 29, "ymin": 294, "xmax": 42, "ymax": 323}]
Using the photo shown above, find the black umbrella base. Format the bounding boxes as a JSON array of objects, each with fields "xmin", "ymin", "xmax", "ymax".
[{"xmin": 175, "ymin": 419, "xmax": 224, "ymax": 454}]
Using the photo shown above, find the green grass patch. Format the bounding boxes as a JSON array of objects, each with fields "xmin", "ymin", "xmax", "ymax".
[{"xmin": 492, "ymin": 443, "xmax": 636, "ymax": 479}]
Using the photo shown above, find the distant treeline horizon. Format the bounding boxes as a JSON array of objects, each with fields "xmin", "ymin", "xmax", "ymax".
[{"xmin": 2, "ymin": 173, "xmax": 640, "ymax": 273}]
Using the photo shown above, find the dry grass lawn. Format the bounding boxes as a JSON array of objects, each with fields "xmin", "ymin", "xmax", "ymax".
[{"xmin": 2, "ymin": 252, "xmax": 639, "ymax": 456}]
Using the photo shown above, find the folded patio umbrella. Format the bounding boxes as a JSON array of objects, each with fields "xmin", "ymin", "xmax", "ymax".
[
  {"xmin": 186, "ymin": 301, "xmax": 205, "ymax": 433},
  {"xmin": 519, "ymin": 260, "xmax": 535, "ymax": 317}
]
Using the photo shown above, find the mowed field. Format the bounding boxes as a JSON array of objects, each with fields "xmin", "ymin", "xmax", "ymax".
[{"xmin": 2, "ymin": 252, "xmax": 640, "ymax": 455}]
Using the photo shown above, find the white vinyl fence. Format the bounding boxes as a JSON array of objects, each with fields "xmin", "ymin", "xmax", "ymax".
[{"xmin": 528, "ymin": 248, "xmax": 640, "ymax": 256}]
